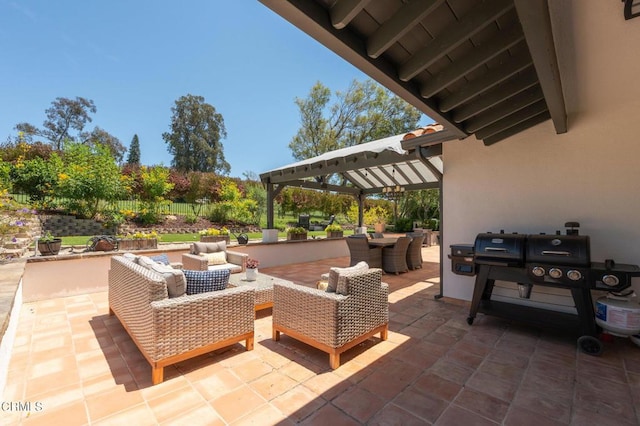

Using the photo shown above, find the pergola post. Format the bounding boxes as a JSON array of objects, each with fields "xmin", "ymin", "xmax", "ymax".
[{"xmin": 266, "ymin": 181, "xmax": 275, "ymax": 229}]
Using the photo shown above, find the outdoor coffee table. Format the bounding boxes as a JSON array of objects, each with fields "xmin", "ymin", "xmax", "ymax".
[{"xmin": 228, "ymin": 272, "xmax": 293, "ymax": 312}]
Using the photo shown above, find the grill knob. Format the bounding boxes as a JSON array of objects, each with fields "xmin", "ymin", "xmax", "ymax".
[
  {"xmin": 567, "ymin": 270, "xmax": 582, "ymax": 281},
  {"xmin": 549, "ymin": 268, "xmax": 563, "ymax": 279},
  {"xmin": 532, "ymin": 266, "xmax": 545, "ymax": 277},
  {"xmin": 602, "ymin": 274, "xmax": 620, "ymax": 287}
]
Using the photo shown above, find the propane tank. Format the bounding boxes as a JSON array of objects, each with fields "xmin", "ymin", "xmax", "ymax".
[{"xmin": 595, "ymin": 292, "xmax": 640, "ymax": 337}]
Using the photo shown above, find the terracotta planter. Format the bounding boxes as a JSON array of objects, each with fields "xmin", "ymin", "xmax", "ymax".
[
  {"xmin": 287, "ymin": 232, "xmax": 307, "ymax": 241},
  {"xmin": 200, "ymin": 235, "xmax": 231, "ymax": 244},
  {"xmin": 38, "ymin": 238, "xmax": 62, "ymax": 256},
  {"xmin": 374, "ymin": 223, "xmax": 385, "ymax": 233},
  {"xmin": 327, "ymin": 231, "xmax": 344, "ymax": 239},
  {"xmin": 118, "ymin": 238, "xmax": 158, "ymax": 250}
]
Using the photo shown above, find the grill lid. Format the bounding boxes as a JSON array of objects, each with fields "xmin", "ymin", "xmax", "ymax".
[
  {"xmin": 526, "ymin": 234, "xmax": 590, "ymax": 266},
  {"xmin": 474, "ymin": 232, "xmax": 526, "ymax": 266}
]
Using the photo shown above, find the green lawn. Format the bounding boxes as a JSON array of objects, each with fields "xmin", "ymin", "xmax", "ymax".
[{"xmin": 61, "ymin": 229, "xmax": 354, "ymax": 246}]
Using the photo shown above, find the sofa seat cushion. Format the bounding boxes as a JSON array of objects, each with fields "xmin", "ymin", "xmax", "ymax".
[
  {"xmin": 207, "ymin": 263, "xmax": 242, "ymax": 274},
  {"xmin": 149, "ymin": 263, "xmax": 186, "ymax": 298},
  {"xmin": 184, "ymin": 269, "xmax": 230, "ymax": 295},
  {"xmin": 328, "ymin": 261, "xmax": 369, "ymax": 295}
]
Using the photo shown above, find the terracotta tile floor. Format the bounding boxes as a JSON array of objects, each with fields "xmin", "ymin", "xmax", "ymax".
[{"xmin": 4, "ymin": 246, "xmax": 640, "ymax": 425}]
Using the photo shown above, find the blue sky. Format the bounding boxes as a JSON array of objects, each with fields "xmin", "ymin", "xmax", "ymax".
[{"xmin": 0, "ymin": 1, "xmax": 396, "ymax": 177}]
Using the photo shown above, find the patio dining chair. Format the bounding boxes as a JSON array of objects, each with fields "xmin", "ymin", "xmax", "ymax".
[
  {"xmin": 382, "ymin": 236, "xmax": 412, "ymax": 274},
  {"xmin": 406, "ymin": 233, "xmax": 425, "ymax": 270},
  {"xmin": 345, "ymin": 235, "xmax": 382, "ymax": 268}
]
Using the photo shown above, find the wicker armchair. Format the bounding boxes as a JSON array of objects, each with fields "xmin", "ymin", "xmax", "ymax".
[
  {"xmin": 272, "ymin": 269, "xmax": 388, "ymax": 369},
  {"xmin": 182, "ymin": 241, "xmax": 248, "ymax": 273},
  {"xmin": 382, "ymin": 236, "xmax": 412, "ymax": 274},
  {"xmin": 108, "ymin": 256, "xmax": 255, "ymax": 385},
  {"xmin": 406, "ymin": 233, "xmax": 425, "ymax": 270},
  {"xmin": 345, "ymin": 235, "xmax": 382, "ymax": 268}
]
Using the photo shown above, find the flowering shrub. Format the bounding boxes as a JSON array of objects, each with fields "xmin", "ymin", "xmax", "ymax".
[
  {"xmin": 120, "ymin": 231, "xmax": 159, "ymax": 240},
  {"xmin": 0, "ymin": 190, "xmax": 36, "ymax": 260},
  {"xmin": 246, "ymin": 258, "xmax": 259, "ymax": 269},
  {"xmin": 325, "ymin": 223, "xmax": 343, "ymax": 232},
  {"xmin": 199, "ymin": 227, "xmax": 230, "ymax": 236},
  {"xmin": 286, "ymin": 226, "xmax": 307, "ymax": 235}
]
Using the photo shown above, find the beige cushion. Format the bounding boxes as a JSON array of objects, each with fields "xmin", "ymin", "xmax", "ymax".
[
  {"xmin": 137, "ymin": 255, "xmax": 157, "ymax": 269},
  {"xmin": 201, "ymin": 251, "xmax": 227, "ymax": 265},
  {"xmin": 149, "ymin": 263, "xmax": 186, "ymax": 298},
  {"xmin": 191, "ymin": 241, "xmax": 226, "ymax": 255},
  {"xmin": 207, "ymin": 263, "xmax": 242, "ymax": 273},
  {"xmin": 327, "ymin": 261, "xmax": 369, "ymax": 293},
  {"xmin": 122, "ymin": 252, "xmax": 138, "ymax": 263}
]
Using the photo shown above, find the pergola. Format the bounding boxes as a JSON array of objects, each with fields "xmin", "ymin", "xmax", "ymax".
[{"xmin": 259, "ymin": 124, "xmax": 457, "ymax": 229}]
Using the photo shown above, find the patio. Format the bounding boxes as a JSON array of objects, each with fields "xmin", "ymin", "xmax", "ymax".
[{"xmin": 3, "ymin": 245, "xmax": 640, "ymax": 425}]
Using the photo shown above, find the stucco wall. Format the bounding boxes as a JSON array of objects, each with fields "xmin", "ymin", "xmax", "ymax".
[{"xmin": 442, "ymin": 1, "xmax": 640, "ymax": 302}]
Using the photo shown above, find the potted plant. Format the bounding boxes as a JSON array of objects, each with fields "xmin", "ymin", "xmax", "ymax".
[
  {"xmin": 245, "ymin": 258, "xmax": 259, "ymax": 281},
  {"xmin": 117, "ymin": 231, "xmax": 159, "ymax": 250},
  {"xmin": 286, "ymin": 226, "xmax": 308, "ymax": 241},
  {"xmin": 38, "ymin": 231, "xmax": 62, "ymax": 256},
  {"xmin": 199, "ymin": 227, "xmax": 231, "ymax": 244},
  {"xmin": 325, "ymin": 223, "xmax": 344, "ymax": 238}
]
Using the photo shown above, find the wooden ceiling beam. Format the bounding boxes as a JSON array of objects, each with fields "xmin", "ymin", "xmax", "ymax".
[
  {"xmin": 483, "ymin": 111, "xmax": 551, "ymax": 145},
  {"xmin": 420, "ymin": 26, "xmax": 525, "ymax": 98},
  {"xmin": 399, "ymin": 0, "xmax": 513, "ymax": 81},
  {"xmin": 367, "ymin": 0, "xmax": 445, "ymax": 59},
  {"xmin": 438, "ymin": 49, "xmax": 532, "ymax": 112},
  {"xmin": 514, "ymin": 0, "xmax": 567, "ymax": 133},
  {"xmin": 330, "ymin": 0, "xmax": 371, "ymax": 29},
  {"xmin": 476, "ymin": 100, "xmax": 549, "ymax": 140},
  {"xmin": 464, "ymin": 85, "xmax": 545, "ymax": 133},
  {"xmin": 453, "ymin": 67, "xmax": 539, "ymax": 122}
]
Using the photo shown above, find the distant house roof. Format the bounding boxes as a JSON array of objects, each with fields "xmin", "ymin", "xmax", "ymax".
[{"xmin": 260, "ymin": 124, "xmax": 455, "ymax": 194}]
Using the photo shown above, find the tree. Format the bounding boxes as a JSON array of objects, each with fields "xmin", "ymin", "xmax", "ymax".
[
  {"xmin": 289, "ymin": 79, "xmax": 422, "ymax": 160},
  {"xmin": 126, "ymin": 134, "xmax": 141, "ymax": 166},
  {"xmin": 162, "ymin": 94, "xmax": 229, "ymax": 174},
  {"xmin": 80, "ymin": 127, "xmax": 126, "ymax": 163},
  {"xmin": 16, "ymin": 97, "xmax": 97, "ymax": 150}
]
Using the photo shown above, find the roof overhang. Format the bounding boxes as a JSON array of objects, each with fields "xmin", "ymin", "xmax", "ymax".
[
  {"xmin": 260, "ymin": 128, "xmax": 453, "ymax": 194},
  {"xmin": 259, "ymin": 0, "xmax": 568, "ymax": 146}
]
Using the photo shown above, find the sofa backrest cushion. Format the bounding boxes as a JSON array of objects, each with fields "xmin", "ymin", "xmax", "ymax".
[
  {"xmin": 201, "ymin": 251, "xmax": 227, "ymax": 265},
  {"xmin": 148, "ymin": 263, "xmax": 186, "ymax": 298},
  {"xmin": 191, "ymin": 241, "xmax": 227, "ymax": 255},
  {"xmin": 327, "ymin": 261, "xmax": 369, "ymax": 294},
  {"xmin": 183, "ymin": 269, "xmax": 230, "ymax": 295}
]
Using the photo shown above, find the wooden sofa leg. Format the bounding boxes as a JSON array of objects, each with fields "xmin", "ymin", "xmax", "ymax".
[
  {"xmin": 381, "ymin": 324, "xmax": 388, "ymax": 341},
  {"xmin": 273, "ymin": 329, "xmax": 280, "ymax": 341},
  {"xmin": 246, "ymin": 335, "xmax": 254, "ymax": 351},
  {"xmin": 108, "ymin": 307, "xmax": 114, "ymax": 316},
  {"xmin": 329, "ymin": 352, "xmax": 340, "ymax": 370},
  {"xmin": 151, "ymin": 365, "xmax": 164, "ymax": 385}
]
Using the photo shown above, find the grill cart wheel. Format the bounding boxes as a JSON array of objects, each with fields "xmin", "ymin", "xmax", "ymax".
[
  {"xmin": 466, "ymin": 316, "xmax": 474, "ymax": 325},
  {"xmin": 577, "ymin": 335, "xmax": 603, "ymax": 356}
]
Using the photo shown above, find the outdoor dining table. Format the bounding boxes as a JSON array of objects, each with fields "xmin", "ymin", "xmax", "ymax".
[{"xmin": 368, "ymin": 237, "xmax": 401, "ymax": 247}]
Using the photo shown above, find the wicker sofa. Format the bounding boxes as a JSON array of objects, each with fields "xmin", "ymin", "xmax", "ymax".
[
  {"xmin": 182, "ymin": 241, "xmax": 248, "ymax": 273},
  {"xmin": 108, "ymin": 255, "xmax": 255, "ymax": 385},
  {"xmin": 272, "ymin": 268, "xmax": 388, "ymax": 369}
]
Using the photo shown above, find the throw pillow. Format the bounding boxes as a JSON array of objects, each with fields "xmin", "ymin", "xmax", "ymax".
[
  {"xmin": 183, "ymin": 269, "xmax": 230, "ymax": 295},
  {"xmin": 150, "ymin": 253, "xmax": 170, "ymax": 265},
  {"xmin": 137, "ymin": 255, "xmax": 157, "ymax": 270},
  {"xmin": 326, "ymin": 261, "xmax": 369, "ymax": 293},
  {"xmin": 122, "ymin": 252, "xmax": 138, "ymax": 263},
  {"xmin": 150, "ymin": 263, "xmax": 186, "ymax": 298},
  {"xmin": 200, "ymin": 251, "xmax": 227, "ymax": 266}
]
